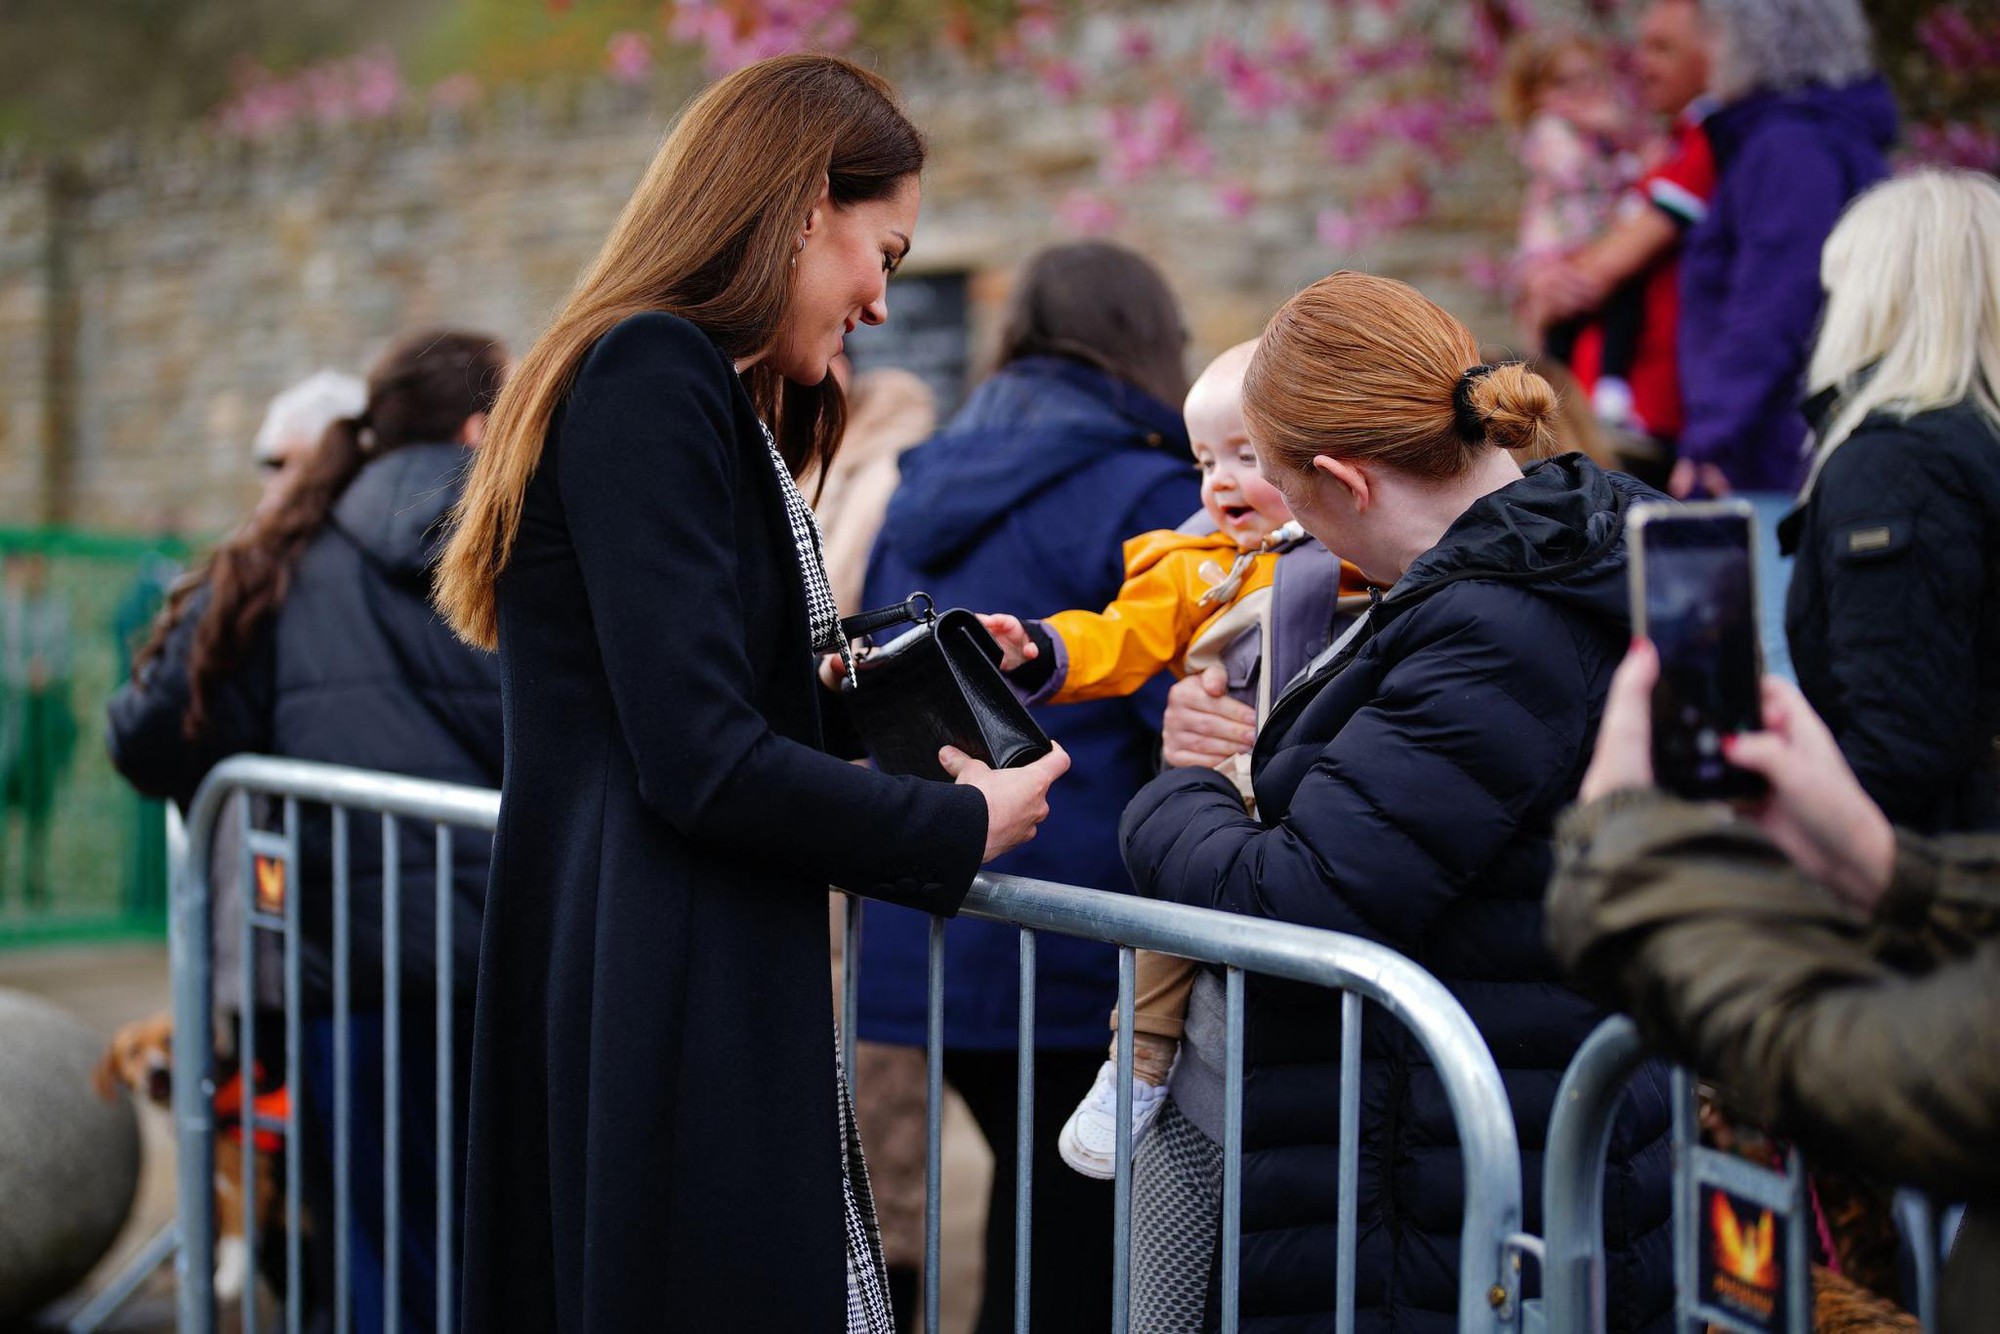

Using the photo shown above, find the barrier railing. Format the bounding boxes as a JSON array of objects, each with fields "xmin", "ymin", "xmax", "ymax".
[
  {"xmin": 1534, "ymin": 1016, "xmax": 1949, "ymax": 1334},
  {"xmin": 149, "ymin": 755, "xmax": 1528, "ymax": 1333}
]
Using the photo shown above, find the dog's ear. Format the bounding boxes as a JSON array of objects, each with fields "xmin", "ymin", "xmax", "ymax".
[{"xmin": 92, "ymin": 1046, "xmax": 123, "ymax": 1102}]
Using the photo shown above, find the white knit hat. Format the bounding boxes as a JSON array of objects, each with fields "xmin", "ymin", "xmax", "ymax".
[{"xmin": 252, "ymin": 370, "xmax": 367, "ymax": 463}]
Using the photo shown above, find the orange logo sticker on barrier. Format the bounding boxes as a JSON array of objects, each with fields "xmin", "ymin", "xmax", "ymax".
[
  {"xmin": 254, "ymin": 855, "xmax": 286, "ymax": 915},
  {"xmin": 1698, "ymin": 1186, "xmax": 1786, "ymax": 1330}
]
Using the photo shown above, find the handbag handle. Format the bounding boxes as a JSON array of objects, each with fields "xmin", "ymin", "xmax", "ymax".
[{"xmin": 840, "ymin": 591, "xmax": 936, "ymax": 640}]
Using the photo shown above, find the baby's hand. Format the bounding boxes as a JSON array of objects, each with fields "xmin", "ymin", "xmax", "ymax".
[{"xmin": 976, "ymin": 614, "xmax": 1038, "ymax": 672}]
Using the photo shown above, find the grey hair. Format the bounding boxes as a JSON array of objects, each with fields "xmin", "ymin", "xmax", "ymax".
[
  {"xmin": 1701, "ymin": 0, "xmax": 1875, "ymax": 100},
  {"xmin": 252, "ymin": 369, "xmax": 367, "ymax": 462}
]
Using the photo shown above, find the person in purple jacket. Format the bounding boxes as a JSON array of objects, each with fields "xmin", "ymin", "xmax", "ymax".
[{"xmin": 1675, "ymin": 0, "xmax": 1895, "ymax": 677}]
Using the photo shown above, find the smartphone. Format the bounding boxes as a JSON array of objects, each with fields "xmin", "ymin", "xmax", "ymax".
[{"xmin": 1628, "ymin": 501, "xmax": 1768, "ymax": 801}]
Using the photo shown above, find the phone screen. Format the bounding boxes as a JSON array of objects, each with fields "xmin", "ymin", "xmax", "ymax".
[{"xmin": 1637, "ymin": 508, "xmax": 1767, "ymax": 800}]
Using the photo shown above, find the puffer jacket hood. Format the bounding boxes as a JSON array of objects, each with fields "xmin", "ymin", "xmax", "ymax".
[
  {"xmin": 1388, "ymin": 453, "xmax": 1639, "ymax": 627},
  {"xmin": 331, "ymin": 442, "xmax": 470, "ymax": 584},
  {"xmin": 879, "ymin": 357, "xmax": 1190, "ymax": 571}
]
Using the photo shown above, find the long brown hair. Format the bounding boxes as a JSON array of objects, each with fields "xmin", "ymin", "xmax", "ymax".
[
  {"xmin": 995, "ymin": 241, "xmax": 1191, "ymax": 410},
  {"xmin": 435, "ymin": 54, "xmax": 926, "ymax": 649},
  {"xmin": 137, "ymin": 329, "xmax": 508, "ymax": 738},
  {"xmin": 1244, "ymin": 271, "xmax": 1559, "ymax": 481}
]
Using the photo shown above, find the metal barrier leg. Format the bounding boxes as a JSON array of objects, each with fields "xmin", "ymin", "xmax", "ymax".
[
  {"xmin": 1335, "ymin": 991, "xmax": 1361, "ymax": 1334},
  {"xmin": 383, "ymin": 814, "xmax": 402, "ymax": 1334},
  {"xmin": 1221, "ymin": 967, "xmax": 1244, "ymax": 1334},
  {"xmin": 1538, "ymin": 1016, "xmax": 1647, "ymax": 1333},
  {"xmin": 67, "ymin": 1221, "xmax": 180, "ymax": 1334},
  {"xmin": 172, "ymin": 799, "xmax": 217, "ymax": 1332},
  {"xmin": 1112, "ymin": 948, "xmax": 1135, "ymax": 1333},
  {"xmin": 240, "ymin": 798, "xmax": 261, "ymax": 1334},
  {"xmin": 283, "ymin": 798, "xmax": 303, "ymax": 1334},
  {"xmin": 924, "ymin": 915, "xmax": 944, "ymax": 1334},
  {"xmin": 1014, "ymin": 929, "xmax": 1035, "ymax": 1334},
  {"xmin": 333, "ymin": 808, "xmax": 352, "ymax": 1334},
  {"xmin": 435, "ymin": 824, "xmax": 455, "ymax": 1334}
]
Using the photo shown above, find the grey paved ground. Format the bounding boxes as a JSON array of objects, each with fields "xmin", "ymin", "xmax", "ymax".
[{"xmin": 0, "ymin": 943, "xmax": 994, "ymax": 1333}]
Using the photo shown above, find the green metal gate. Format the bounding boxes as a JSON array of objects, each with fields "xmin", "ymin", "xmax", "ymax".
[{"xmin": 0, "ymin": 527, "xmax": 187, "ymax": 948}]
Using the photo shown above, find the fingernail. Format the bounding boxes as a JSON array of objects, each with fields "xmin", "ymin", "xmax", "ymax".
[{"xmin": 1720, "ymin": 735, "xmax": 1737, "ymax": 756}]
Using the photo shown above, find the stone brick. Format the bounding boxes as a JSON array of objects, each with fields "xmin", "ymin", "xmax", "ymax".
[{"xmin": 0, "ymin": 2, "xmax": 1522, "ymax": 533}]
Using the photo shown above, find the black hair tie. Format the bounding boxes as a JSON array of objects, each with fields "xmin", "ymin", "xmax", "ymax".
[{"xmin": 1452, "ymin": 364, "xmax": 1498, "ymax": 442}]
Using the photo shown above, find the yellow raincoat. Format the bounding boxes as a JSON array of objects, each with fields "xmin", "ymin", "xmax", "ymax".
[{"xmin": 1040, "ymin": 528, "xmax": 1302, "ymax": 704}]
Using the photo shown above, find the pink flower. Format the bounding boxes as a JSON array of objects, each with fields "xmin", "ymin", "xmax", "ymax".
[
  {"xmin": 1058, "ymin": 191, "xmax": 1123, "ymax": 235},
  {"xmin": 1118, "ymin": 23, "xmax": 1155, "ymax": 62},
  {"xmin": 1268, "ymin": 27, "xmax": 1313, "ymax": 67},
  {"xmin": 1037, "ymin": 58, "xmax": 1083, "ymax": 101},
  {"xmin": 1215, "ymin": 181, "xmax": 1256, "ymax": 220},
  {"xmin": 607, "ymin": 31, "xmax": 654, "ymax": 85},
  {"xmin": 346, "ymin": 51, "xmax": 405, "ymax": 118},
  {"xmin": 1461, "ymin": 251, "xmax": 1511, "ymax": 298},
  {"xmin": 1317, "ymin": 207, "xmax": 1366, "ymax": 252},
  {"xmin": 428, "ymin": 73, "xmax": 482, "ymax": 112},
  {"xmin": 1909, "ymin": 120, "xmax": 2000, "ymax": 172}
]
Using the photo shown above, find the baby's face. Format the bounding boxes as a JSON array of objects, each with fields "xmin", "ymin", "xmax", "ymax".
[{"xmin": 1191, "ymin": 402, "xmax": 1292, "ymax": 547}]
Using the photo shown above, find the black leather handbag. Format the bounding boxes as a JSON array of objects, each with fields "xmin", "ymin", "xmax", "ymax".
[{"xmin": 839, "ymin": 592, "xmax": 1054, "ymax": 783}]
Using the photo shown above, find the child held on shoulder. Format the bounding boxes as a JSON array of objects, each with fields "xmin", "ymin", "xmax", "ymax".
[{"xmin": 976, "ymin": 341, "xmax": 1365, "ymax": 1177}]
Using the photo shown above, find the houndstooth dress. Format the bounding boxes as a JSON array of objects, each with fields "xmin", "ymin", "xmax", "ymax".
[{"xmin": 761, "ymin": 422, "xmax": 894, "ymax": 1334}]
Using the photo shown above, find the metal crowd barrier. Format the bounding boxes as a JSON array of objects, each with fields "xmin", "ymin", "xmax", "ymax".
[
  {"xmin": 1533, "ymin": 1016, "xmax": 1950, "ymax": 1334},
  {"xmin": 141, "ymin": 755, "xmax": 1529, "ymax": 1333}
]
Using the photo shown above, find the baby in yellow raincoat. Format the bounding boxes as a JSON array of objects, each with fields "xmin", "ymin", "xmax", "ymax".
[{"xmin": 979, "ymin": 341, "xmax": 1366, "ymax": 1178}]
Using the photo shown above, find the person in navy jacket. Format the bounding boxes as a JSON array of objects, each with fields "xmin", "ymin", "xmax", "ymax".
[
  {"xmin": 858, "ymin": 241, "xmax": 1202, "ymax": 1333},
  {"xmin": 1120, "ymin": 273, "xmax": 1673, "ymax": 1332}
]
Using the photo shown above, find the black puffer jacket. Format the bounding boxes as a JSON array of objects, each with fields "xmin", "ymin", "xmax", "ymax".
[
  {"xmin": 108, "ymin": 443, "xmax": 502, "ymax": 1009},
  {"xmin": 1782, "ymin": 400, "xmax": 2000, "ymax": 834},
  {"xmin": 1121, "ymin": 456, "xmax": 1674, "ymax": 1332}
]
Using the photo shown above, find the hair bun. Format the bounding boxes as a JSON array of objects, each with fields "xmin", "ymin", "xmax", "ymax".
[{"xmin": 1469, "ymin": 361, "xmax": 1559, "ymax": 455}]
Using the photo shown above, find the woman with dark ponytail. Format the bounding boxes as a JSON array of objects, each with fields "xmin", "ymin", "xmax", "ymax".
[{"xmin": 110, "ymin": 328, "xmax": 509, "ymax": 1334}]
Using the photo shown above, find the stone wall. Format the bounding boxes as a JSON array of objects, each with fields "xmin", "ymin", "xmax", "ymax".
[{"xmin": 0, "ymin": 6, "xmax": 1523, "ymax": 534}]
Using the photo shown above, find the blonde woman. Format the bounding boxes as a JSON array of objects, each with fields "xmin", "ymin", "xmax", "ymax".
[
  {"xmin": 1784, "ymin": 168, "xmax": 2000, "ymax": 834},
  {"xmin": 434, "ymin": 55, "xmax": 1066, "ymax": 1331}
]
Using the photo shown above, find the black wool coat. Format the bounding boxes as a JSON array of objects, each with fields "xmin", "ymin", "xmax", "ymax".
[
  {"xmin": 1122, "ymin": 458, "xmax": 1675, "ymax": 1333},
  {"xmin": 458, "ymin": 314, "xmax": 987, "ymax": 1332},
  {"xmin": 1782, "ymin": 399, "xmax": 2000, "ymax": 833}
]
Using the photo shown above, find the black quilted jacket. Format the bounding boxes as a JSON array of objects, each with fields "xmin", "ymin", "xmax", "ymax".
[
  {"xmin": 1122, "ymin": 457, "xmax": 1674, "ymax": 1332},
  {"xmin": 1782, "ymin": 400, "xmax": 2000, "ymax": 833}
]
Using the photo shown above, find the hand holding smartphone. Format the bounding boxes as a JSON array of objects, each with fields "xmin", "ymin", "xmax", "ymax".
[{"xmin": 1627, "ymin": 501, "xmax": 1769, "ymax": 801}]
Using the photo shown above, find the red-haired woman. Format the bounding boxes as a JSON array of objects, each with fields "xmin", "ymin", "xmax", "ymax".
[
  {"xmin": 1121, "ymin": 273, "xmax": 1674, "ymax": 1331},
  {"xmin": 435, "ymin": 55, "xmax": 1066, "ymax": 1330}
]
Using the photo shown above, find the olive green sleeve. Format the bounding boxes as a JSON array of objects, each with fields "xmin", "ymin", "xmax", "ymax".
[{"xmin": 1548, "ymin": 791, "xmax": 2000, "ymax": 1198}]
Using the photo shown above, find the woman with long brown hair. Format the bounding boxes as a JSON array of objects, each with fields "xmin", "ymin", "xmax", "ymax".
[
  {"xmin": 433, "ymin": 54, "xmax": 1065, "ymax": 1331},
  {"xmin": 109, "ymin": 328, "xmax": 509, "ymax": 1333}
]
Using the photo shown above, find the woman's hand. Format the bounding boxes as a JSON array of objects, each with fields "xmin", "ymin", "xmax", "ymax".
[
  {"xmin": 817, "ymin": 652, "xmax": 848, "ymax": 692},
  {"xmin": 1580, "ymin": 642, "xmax": 1896, "ymax": 912},
  {"xmin": 1667, "ymin": 458, "xmax": 1733, "ymax": 500},
  {"xmin": 1725, "ymin": 677, "xmax": 1897, "ymax": 912},
  {"xmin": 975, "ymin": 614, "xmax": 1038, "ymax": 672},
  {"xmin": 1577, "ymin": 640, "xmax": 1658, "ymax": 803},
  {"xmin": 1161, "ymin": 667, "xmax": 1257, "ymax": 769},
  {"xmin": 939, "ymin": 743, "xmax": 1070, "ymax": 863}
]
